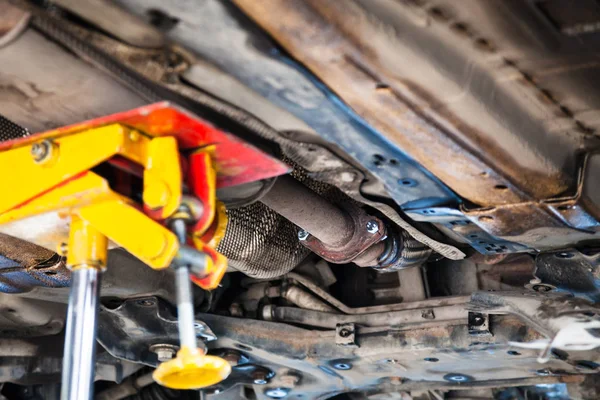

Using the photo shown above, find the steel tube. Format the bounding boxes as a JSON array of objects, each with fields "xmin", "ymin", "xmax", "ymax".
[
  {"xmin": 261, "ymin": 175, "xmax": 353, "ymax": 246},
  {"xmin": 61, "ymin": 268, "xmax": 101, "ymax": 400},
  {"xmin": 170, "ymin": 217, "xmax": 199, "ymax": 351},
  {"xmin": 175, "ymin": 266, "xmax": 197, "ymax": 350},
  {"xmin": 282, "ymin": 285, "xmax": 336, "ymax": 312},
  {"xmin": 266, "ymin": 305, "xmax": 467, "ymax": 329},
  {"xmin": 286, "ymin": 272, "xmax": 469, "ymax": 315}
]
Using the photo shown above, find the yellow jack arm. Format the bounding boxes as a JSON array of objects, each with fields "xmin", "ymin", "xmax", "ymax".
[{"xmin": 0, "ymin": 123, "xmax": 182, "ymax": 270}]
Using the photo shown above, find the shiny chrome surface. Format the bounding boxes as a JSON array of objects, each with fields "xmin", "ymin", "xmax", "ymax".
[
  {"xmin": 175, "ymin": 266, "xmax": 196, "ymax": 350},
  {"xmin": 61, "ymin": 268, "xmax": 101, "ymax": 400}
]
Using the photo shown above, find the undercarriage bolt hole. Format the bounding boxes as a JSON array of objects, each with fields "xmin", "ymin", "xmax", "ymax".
[{"xmin": 333, "ymin": 363, "xmax": 352, "ymax": 370}]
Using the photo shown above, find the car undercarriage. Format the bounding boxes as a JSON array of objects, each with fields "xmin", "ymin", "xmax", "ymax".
[{"xmin": 0, "ymin": 1, "xmax": 600, "ymax": 399}]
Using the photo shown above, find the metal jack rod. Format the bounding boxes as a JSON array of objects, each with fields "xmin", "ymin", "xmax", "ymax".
[
  {"xmin": 175, "ymin": 262, "xmax": 197, "ymax": 350},
  {"xmin": 61, "ymin": 217, "xmax": 108, "ymax": 400},
  {"xmin": 152, "ymin": 218, "xmax": 231, "ymax": 389},
  {"xmin": 172, "ymin": 219, "xmax": 198, "ymax": 352}
]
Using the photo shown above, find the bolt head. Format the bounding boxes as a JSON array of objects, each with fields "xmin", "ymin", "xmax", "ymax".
[
  {"xmin": 533, "ymin": 284, "xmax": 553, "ymax": 293},
  {"xmin": 469, "ymin": 313, "xmax": 485, "ymax": 326},
  {"xmin": 297, "ymin": 230, "xmax": 309, "ymax": 241},
  {"xmin": 366, "ymin": 220, "xmax": 379, "ymax": 234},
  {"xmin": 265, "ymin": 388, "xmax": 290, "ymax": 398},
  {"xmin": 339, "ymin": 328, "xmax": 351, "ymax": 338},
  {"xmin": 149, "ymin": 344, "xmax": 178, "ymax": 362},
  {"xmin": 156, "ymin": 349, "xmax": 175, "ymax": 362},
  {"xmin": 31, "ymin": 140, "xmax": 53, "ymax": 163},
  {"xmin": 252, "ymin": 370, "xmax": 269, "ymax": 385},
  {"xmin": 31, "ymin": 143, "xmax": 43, "ymax": 157}
]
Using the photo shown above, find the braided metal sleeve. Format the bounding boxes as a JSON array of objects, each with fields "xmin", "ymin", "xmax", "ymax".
[
  {"xmin": 374, "ymin": 230, "xmax": 432, "ymax": 272},
  {"xmin": 216, "ymin": 202, "xmax": 310, "ymax": 279}
]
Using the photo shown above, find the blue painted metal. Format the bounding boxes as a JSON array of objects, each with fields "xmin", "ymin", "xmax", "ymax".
[
  {"xmin": 405, "ymin": 207, "xmax": 529, "ymax": 255},
  {"xmin": 117, "ymin": 0, "xmax": 459, "ymax": 210},
  {"xmin": 496, "ymin": 384, "xmax": 571, "ymax": 400},
  {"xmin": 116, "ymin": 0, "xmax": 537, "ymax": 256}
]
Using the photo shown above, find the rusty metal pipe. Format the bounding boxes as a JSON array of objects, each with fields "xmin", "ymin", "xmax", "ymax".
[
  {"xmin": 263, "ymin": 305, "xmax": 467, "ymax": 329},
  {"xmin": 260, "ymin": 176, "xmax": 353, "ymax": 246},
  {"xmin": 286, "ymin": 272, "xmax": 469, "ymax": 314},
  {"xmin": 281, "ymin": 285, "xmax": 336, "ymax": 313}
]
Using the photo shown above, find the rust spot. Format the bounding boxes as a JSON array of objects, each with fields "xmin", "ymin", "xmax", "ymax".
[
  {"xmin": 559, "ymin": 375, "xmax": 586, "ymax": 384},
  {"xmin": 232, "ymin": 0, "xmax": 573, "ymax": 208}
]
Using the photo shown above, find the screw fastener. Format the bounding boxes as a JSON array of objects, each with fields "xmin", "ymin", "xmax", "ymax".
[
  {"xmin": 339, "ymin": 328, "xmax": 351, "ymax": 338},
  {"xmin": 31, "ymin": 140, "xmax": 54, "ymax": 164},
  {"xmin": 366, "ymin": 220, "xmax": 379, "ymax": 234},
  {"xmin": 149, "ymin": 344, "xmax": 178, "ymax": 362},
  {"xmin": 297, "ymin": 230, "xmax": 309, "ymax": 241},
  {"xmin": 252, "ymin": 370, "xmax": 269, "ymax": 385},
  {"xmin": 265, "ymin": 387, "xmax": 290, "ymax": 398}
]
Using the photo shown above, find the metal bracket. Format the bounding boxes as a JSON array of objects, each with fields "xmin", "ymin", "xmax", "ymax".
[
  {"xmin": 336, "ymin": 323, "xmax": 358, "ymax": 348},
  {"xmin": 301, "ymin": 204, "xmax": 385, "ymax": 263},
  {"xmin": 405, "ymin": 206, "xmax": 528, "ymax": 255},
  {"xmin": 468, "ymin": 312, "xmax": 491, "ymax": 337},
  {"xmin": 97, "ymin": 296, "xmax": 215, "ymax": 366},
  {"xmin": 205, "ymin": 364, "xmax": 275, "ymax": 395},
  {"xmin": 469, "ymin": 291, "xmax": 600, "ymax": 361}
]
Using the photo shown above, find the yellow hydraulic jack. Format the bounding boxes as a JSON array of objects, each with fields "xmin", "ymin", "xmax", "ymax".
[{"xmin": 0, "ymin": 103, "xmax": 289, "ymax": 399}]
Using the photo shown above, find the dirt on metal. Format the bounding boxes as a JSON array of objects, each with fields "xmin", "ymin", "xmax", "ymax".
[{"xmin": 232, "ymin": 0, "xmax": 572, "ymax": 207}]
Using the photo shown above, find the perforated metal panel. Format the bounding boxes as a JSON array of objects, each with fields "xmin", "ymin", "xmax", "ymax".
[{"xmin": 0, "ymin": 115, "xmax": 28, "ymax": 141}]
